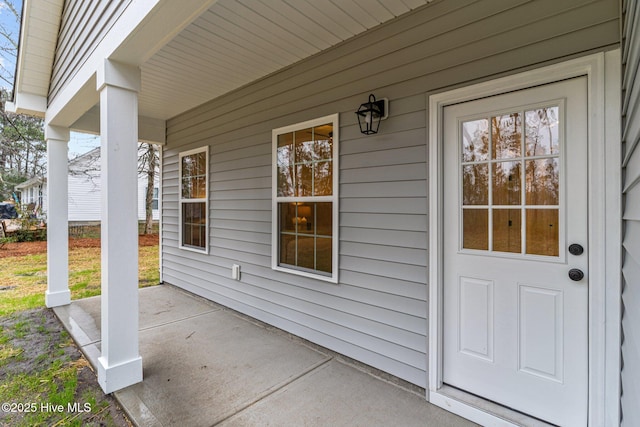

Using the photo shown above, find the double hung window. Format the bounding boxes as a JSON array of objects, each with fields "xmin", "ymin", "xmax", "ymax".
[
  {"xmin": 272, "ymin": 114, "xmax": 339, "ymax": 282},
  {"xmin": 179, "ymin": 147, "xmax": 208, "ymax": 252}
]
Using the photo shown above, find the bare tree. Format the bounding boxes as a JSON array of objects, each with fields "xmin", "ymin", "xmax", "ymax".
[
  {"xmin": 138, "ymin": 142, "xmax": 158, "ymax": 234},
  {"xmin": 0, "ymin": 0, "xmax": 19, "ymax": 88},
  {"xmin": 0, "ymin": 0, "xmax": 47, "ymax": 201},
  {"xmin": 1, "ymin": 1, "xmax": 159, "ymax": 230}
]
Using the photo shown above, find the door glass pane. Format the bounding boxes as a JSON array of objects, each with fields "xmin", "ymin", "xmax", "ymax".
[
  {"xmin": 493, "ymin": 161, "xmax": 521, "ymax": 205},
  {"xmin": 462, "ymin": 119, "xmax": 489, "ymax": 162},
  {"xmin": 493, "ymin": 209, "xmax": 521, "ymax": 253},
  {"xmin": 459, "ymin": 105, "xmax": 562, "ymax": 258},
  {"xmin": 526, "ymin": 209, "xmax": 559, "ymax": 256},
  {"xmin": 492, "ymin": 113, "xmax": 521, "ymax": 159},
  {"xmin": 463, "ymin": 209, "xmax": 488, "ymax": 250},
  {"xmin": 463, "ymin": 164, "xmax": 489, "ymax": 205},
  {"xmin": 526, "ymin": 158, "xmax": 559, "ymax": 205},
  {"xmin": 525, "ymin": 107, "xmax": 559, "ymax": 156}
]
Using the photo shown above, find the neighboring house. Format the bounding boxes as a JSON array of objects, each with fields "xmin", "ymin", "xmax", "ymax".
[
  {"xmin": 15, "ymin": 147, "xmax": 159, "ymax": 224},
  {"xmin": 14, "ymin": 175, "xmax": 45, "ymax": 214},
  {"xmin": 8, "ymin": 0, "xmax": 638, "ymax": 425}
]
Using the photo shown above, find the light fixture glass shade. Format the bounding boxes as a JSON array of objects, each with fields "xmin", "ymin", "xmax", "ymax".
[{"xmin": 355, "ymin": 94, "xmax": 385, "ymax": 135}]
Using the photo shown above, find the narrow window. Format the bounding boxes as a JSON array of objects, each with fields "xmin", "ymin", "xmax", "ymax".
[
  {"xmin": 272, "ymin": 114, "xmax": 339, "ymax": 282},
  {"xmin": 150, "ymin": 187, "xmax": 159, "ymax": 210},
  {"xmin": 179, "ymin": 147, "xmax": 208, "ymax": 252}
]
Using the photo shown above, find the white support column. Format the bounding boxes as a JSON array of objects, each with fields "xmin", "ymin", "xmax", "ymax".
[
  {"xmin": 45, "ymin": 125, "xmax": 70, "ymax": 307},
  {"xmin": 96, "ymin": 60, "xmax": 143, "ymax": 394}
]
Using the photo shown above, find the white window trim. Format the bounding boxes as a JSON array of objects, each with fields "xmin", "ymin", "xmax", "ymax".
[
  {"xmin": 271, "ymin": 113, "xmax": 339, "ymax": 283},
  {"xmin": 427, "ymin": 51, "xmax": 621, "ymax": 426},
  {"xmin": 178, "ymin": 146, "xmax": 209, "ymax": 253}
]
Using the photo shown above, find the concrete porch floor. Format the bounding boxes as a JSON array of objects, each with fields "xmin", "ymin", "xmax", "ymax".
[{"xmin": 53, "ymin": 285, "xmax": 476, "ymax": 427}]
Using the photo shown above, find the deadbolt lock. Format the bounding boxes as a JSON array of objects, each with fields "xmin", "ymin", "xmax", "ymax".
[
  {"xmin": 568, "ymin": 268, "xmax": 584, "ymax": 282},
  {"xmin": 568, "ymin": 244, "xmax": 584, "ymax": 256}
]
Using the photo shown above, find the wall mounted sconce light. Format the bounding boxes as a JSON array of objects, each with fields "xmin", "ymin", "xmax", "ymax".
[{"xmin": 355, "ymin": 94, "xmax": 388, "ymax": 135}]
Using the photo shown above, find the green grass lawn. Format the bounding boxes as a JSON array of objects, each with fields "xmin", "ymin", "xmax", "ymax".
[
  {"xmin": 0, "ymin": 244, "xmax": 160, "ymax": 316},
  {"xmin": 0, "ymin": 240, "xmax": 159, "ymax": 426}
]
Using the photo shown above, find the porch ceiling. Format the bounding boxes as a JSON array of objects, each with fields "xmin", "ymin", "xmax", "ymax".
[{"xmin": 138, "ymin": 0, "xmax": 432, "ymax": 120}]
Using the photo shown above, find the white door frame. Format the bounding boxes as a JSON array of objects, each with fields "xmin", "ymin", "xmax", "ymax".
[{"xmin": 427, "ymin": 51, "xmax": 621, "ymax": 426}]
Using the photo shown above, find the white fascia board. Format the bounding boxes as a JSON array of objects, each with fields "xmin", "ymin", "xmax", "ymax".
[
  {"xmin": 46, "ymin": 0, "xmax": 218, "ymax": 127},
  {"xmin": 13, "ymin": 0, "xmax": 34, "ymax": 97},
  {"xmin": 6, "ymin": 92, "xmax": 47, "ymax": 117}
]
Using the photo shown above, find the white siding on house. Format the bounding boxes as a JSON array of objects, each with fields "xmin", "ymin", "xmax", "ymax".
[
  {"xmin": 162, "ymin": 0, "xmax": 619, "ymax": 387},
  {"xmin": 137, "ymin": 175, "xmax": 160, "ymax": 222},
  {"xmin": 65, "ymin": 171, "xmax": 157, "ymax": 223},
  {"xmin": 67, "ymin": 172, "xmax": 101, "ymax": 222},
  {"xmin": 17, "ymin": 149, "xmax": 159, "ymax": 224},
  {"xmin": 50, "ymin": 0, "xmax": 132, "ymax": 100},
  {"xmin": 621, "ymin": 1, "xmax": 640, "ymax": 425}
]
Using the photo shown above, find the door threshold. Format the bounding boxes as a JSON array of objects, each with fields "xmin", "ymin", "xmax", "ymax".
[{"xmin": 430, "ymin": 385, "xmax": 556, "ymax": 427}]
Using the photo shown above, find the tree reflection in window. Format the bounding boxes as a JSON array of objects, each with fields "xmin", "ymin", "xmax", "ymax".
[
  {"xmin": 277, "ymin": 125, "xmax": 333, "ymax": 197},
  {"xmin": 461, "ymin": 106, "xmax": 560, "ymax": 256},
  {"xmin": 179, "ymin": 149, "xmax": 208, "ymax": 251},
  {"xmin": 275, "ymin": 121, "xmax": 335, "ymax": 276}
]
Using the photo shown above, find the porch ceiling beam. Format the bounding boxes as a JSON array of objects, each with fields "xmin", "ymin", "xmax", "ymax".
[{"xmin": 71, "ymin": 106, "xmax": 166, "ymax": 145}]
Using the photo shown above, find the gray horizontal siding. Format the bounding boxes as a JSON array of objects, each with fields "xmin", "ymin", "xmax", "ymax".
[
  {"xmin": 621, "ymin": 0, "xmax": 640, "ymax": 424},
  {"xmin": 162, "ymin": 0, "xmax": 619, "ymax": 387},
  {"xmin": 50, "ymin": 0, "xmax": 131, "ymax": 100}
]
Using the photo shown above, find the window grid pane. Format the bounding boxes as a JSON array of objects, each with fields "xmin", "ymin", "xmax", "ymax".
[
  {"xmin": 180, "ymin": 149, "xmax": 208, "ymax": 251},
  {"xmin": 275, "ymin": 118, "xmax": 336, "ymax": 278},
  {"xmin": 461, "ymin": 105, "xmax": 560, "ymax": 257},
  {"xmin": 279, "ymin": 202, "xmax": 332, "ymax": 274},
  {"xmin": 181, "ymin": 152, "xmax": 207, "ymax": 199},
  {"xmin": 182, "ymin": 202, "xmax": 206, "ymax": 249}
]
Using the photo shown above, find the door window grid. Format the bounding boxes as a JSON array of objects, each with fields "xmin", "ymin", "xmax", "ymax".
[{"xmin": 460, "ymin": 105, "xmax": 561, "ymax": 257}]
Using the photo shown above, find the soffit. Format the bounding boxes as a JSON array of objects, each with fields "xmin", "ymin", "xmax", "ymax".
[
  {"xmin": 14, "ymin": 0, "xmax": 64, "ymax": 98},
  {"xmin": 139, "ymin": 0, "xmax": 431, "ymax": 120}
]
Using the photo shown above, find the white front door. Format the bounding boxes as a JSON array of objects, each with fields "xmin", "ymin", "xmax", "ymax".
[{"xmin": 442, "ymin": 77, "xmax": 588, "ymax": 426}]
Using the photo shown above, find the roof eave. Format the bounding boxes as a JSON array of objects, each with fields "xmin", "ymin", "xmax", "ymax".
[{"xmin": 9, "ymin": 0, "xmax": 64, "ymax": 117}]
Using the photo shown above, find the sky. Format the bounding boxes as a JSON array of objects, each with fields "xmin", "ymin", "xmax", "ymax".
[{"xmin": 0, "ymin": 0, "xmax": 100, "ymax": 159}]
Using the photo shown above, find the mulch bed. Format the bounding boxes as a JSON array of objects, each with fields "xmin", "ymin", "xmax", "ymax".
[{"xmin": 0, "ymin": 234, "xmax": 159, "ymax": 258}]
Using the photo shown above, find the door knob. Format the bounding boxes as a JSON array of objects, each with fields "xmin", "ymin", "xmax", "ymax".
[
  {"xmin": 568, "ymin": 268, "xmax": 584, "ymax": 281},
  {"xmin": 568, "ymin": 244, "xmax": 584, "ymax": 255}
]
